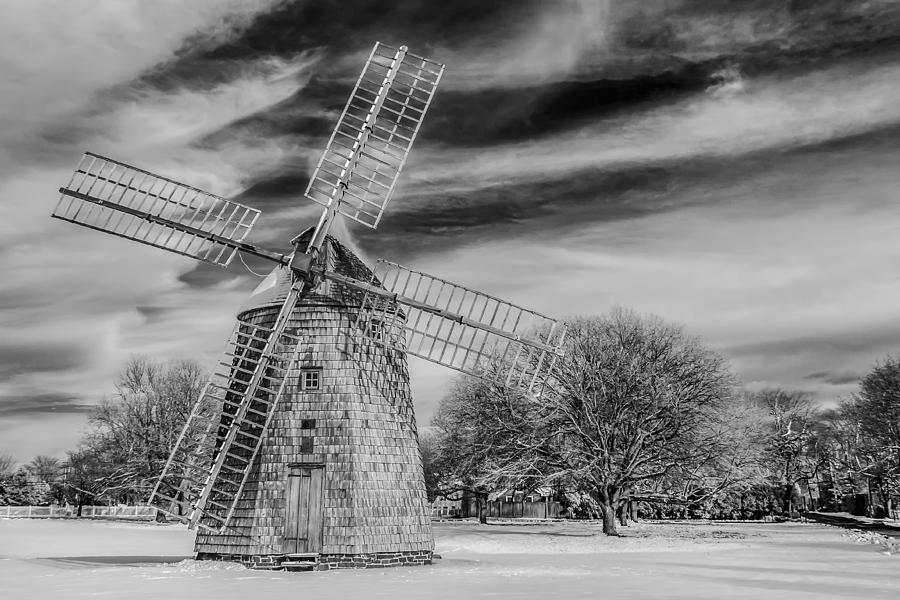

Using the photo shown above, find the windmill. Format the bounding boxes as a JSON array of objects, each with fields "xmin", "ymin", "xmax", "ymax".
[{"xmin": 52, "ymin": 43, "xmax": 566, "ymax": 570}]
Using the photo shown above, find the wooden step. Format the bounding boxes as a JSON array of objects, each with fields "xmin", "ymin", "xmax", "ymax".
[
  {"xmin": 281, "ymin": 561, "xmax": 316, "ymax": 572},
  {"xmin": 285, "ymin": 553, "xmax": 318, "ymax": 561}
]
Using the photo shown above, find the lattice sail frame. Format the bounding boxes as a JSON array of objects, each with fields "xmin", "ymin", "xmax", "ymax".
[
  {"xmin": 352, "ymin": 260, "xmax": 567, "ymax": 392},
  {"xmin": 304, "ymin": 42, "xmax": 444, "ymax": 228},
  {"xmin": 149, "ymin": 319, "xmax": 302, "ymax": 532},
  {"xmin": 54, "ymin": 152, "xmax": 260, "ymax": 267}
]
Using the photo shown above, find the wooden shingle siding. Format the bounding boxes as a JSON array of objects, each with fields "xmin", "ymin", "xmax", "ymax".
[{"xmin": 195, "ymin": 236, "xmax": 433, "ymax": 562}]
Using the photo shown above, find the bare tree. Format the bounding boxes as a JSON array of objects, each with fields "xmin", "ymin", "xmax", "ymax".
[
  {"xmin": 62, "ymin": 445, "xmax": 120, "ymax": 512},
  {"xmin": 486, "ymin": 309, "xmax": 737, "ymax": 535},
  {"xmin": 26, "ymin": 455, "xmax": 61, "ymax": 484},
  {"xmin": 418, "ymin": 428, "xmax": 441, "ymax": 503},
  {"xmin": 431, "ymin": 375, "xmax": 538, "ymax": 524},
  {"xmin": 837, "ymin": 357, "xmax": 900, "ymax": 516},
  {"xmin": 752, "ymin": 389, "xmax": 821, "ymax": 515},
  {"xmin": 636, "ymin": 392, "xmax": 768, "ymax": 513},
  {"xmin": 83, "ymin": 356, "xmax": 206, "ymax": 502},
  {"xmin": 813, "ymin": 408, "xmax": 855, "ymax": 510}
]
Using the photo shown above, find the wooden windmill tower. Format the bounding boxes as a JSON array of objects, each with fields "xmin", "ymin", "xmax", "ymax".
[{"xmin": 51, "ymin": 43, "xmax": 566, "ymax": 570}]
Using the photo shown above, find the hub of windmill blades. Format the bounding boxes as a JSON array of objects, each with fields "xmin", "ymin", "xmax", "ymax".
[{"xmin": 52, "ymin": 41, "xmax": 567, "ymax": 536}]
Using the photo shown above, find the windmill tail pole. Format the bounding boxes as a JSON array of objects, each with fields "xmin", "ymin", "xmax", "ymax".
[{"xmin": 189, "ymin": 281, "xmax": 305, "ymax": 529}]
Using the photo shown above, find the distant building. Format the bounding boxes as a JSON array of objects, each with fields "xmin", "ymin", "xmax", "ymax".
[{"xmin": 430, "ymin": 487, "xmax": 562, "ymax": 520}]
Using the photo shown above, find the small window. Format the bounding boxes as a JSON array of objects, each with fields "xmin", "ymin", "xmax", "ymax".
[
  {"xmin": 301, "ymin": 419, "xmax": 316, "ymax": 430},
  {"xmin": 300, "ymin": 368, "xmax": 321, "ymax": 391},
  {"xmin": 368, "ymin": 319, "xmax": 384, "ymax": 342}
]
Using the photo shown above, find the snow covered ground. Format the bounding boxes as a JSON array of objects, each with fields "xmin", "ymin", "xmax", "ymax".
[{"xmin": 0, "ymin": 518, "xmax": 896, "ymax": 599}]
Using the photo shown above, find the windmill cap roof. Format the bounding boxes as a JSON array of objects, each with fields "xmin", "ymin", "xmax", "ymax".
[{"xmin": 238, "ymin": 228, "xmax": 376, "ymax": 317}]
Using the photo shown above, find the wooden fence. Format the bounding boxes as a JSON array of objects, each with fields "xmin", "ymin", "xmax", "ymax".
[
  {"xmin": 1, "ymin": 505, "xmax": 158, "ymax": 520},
  {"xmin": 486, "ymin": 499, "xmax": 562, "ymax": 519},
  {"xmin": 432, "ymin": 497, "xmax": 562, "ymax": 519}
]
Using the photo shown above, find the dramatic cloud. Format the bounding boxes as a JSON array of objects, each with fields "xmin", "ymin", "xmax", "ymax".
[
  {"xmin": 401, "ymin": 58, "xmax": 900, "ymax": 197},
  {"xmin": 3, "ymin": 0, "xmax": 900, "ymax": 462},
  {"xmin": 0, "ymin": 1, "xmax": 292, "ymax": 461}
]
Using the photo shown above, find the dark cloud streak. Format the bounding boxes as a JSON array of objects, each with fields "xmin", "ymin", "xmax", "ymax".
[
  {"xmin": 353, "ymin": 123, "xmax": 900, "ymax": 260},
  {"xmin": 804, "ymin": 371, "xmax": 860, "ymax": 386},
  {"xmin": 0, "ymin": 394, "xmax": 93, "ymax": 417},
  {"xmin": 0, "ymin": 344, "xmax": 91, "ymax": 379}
]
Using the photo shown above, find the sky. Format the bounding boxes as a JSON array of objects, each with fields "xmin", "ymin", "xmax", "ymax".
[{"xmin": 3, "ymin": 0, "xmax": 900, "ymax": 463}]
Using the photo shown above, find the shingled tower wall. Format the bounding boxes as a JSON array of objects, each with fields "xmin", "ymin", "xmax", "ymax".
[{"xmin": 194, "ymin": 234, "xmax": 433, "ymax": 569}]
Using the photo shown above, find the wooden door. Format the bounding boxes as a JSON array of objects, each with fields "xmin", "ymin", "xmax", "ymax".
[{"xmin": 284, "ymin": 465, "xmax": 324, "ymax": 554}]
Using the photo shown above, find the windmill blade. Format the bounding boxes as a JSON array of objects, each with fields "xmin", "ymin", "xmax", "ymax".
[
  {"xmin": 327, "ymin": 261, "xmax": 567, "ymax": 393},
  {"xmin": 149, "ymin": 318, "xmax": 302, "ymax": 531},
  {"xmin": 54, "ymin": 152, "xmax": 273, "ymax": 268},
  {"xmin": 304, "ymin": 42, "xmax": 444, "ymax": 229}
]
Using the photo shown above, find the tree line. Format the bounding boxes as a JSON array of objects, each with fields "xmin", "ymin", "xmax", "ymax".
[
  {"xmin": 2, "ymin": 308, "xmax": 898, "ymax": 534},
  {"xmin": 423, "ymin": 308, "xmax": 900, "ymax": 535},
  {"xmin": 0, "ymin": 357, "xmax": 205, "ymax": 512}
]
